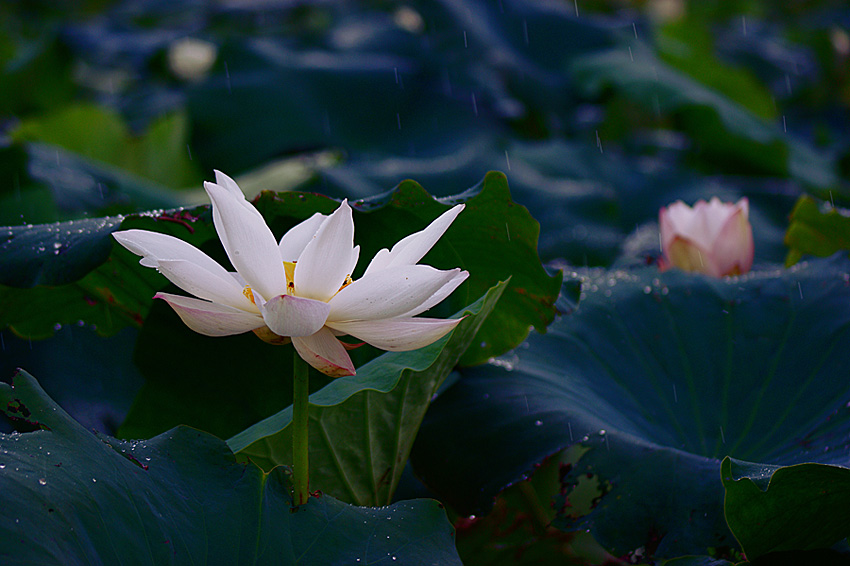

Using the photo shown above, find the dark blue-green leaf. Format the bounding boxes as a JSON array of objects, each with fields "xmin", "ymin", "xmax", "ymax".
[
  {"xmin": 411, "ymin": 255, "xmax": 850, "ymax": 558},
  {"xmin": 0, "ymin": 370, "xmax": 461, "ymax": 565}
]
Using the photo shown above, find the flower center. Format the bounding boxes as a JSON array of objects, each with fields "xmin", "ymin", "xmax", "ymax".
[
  {"xmin": 241, "ymin": 260, "xmax": 355, "ymax": 307},
  {"xmin": 284, "ymin": 261, "xmax": 296, "ymax": 293},
  {"xmin": 283, "ymin": 259, "xmax": 353, "ymax": 295}
]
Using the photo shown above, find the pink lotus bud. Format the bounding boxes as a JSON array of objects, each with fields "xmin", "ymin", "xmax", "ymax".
[{"xmin": 658, "ymin": 197, "xmax": 754, "ymax": 277}]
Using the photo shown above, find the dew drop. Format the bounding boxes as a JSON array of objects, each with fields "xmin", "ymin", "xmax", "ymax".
[
  {"xmin": 0, "ymin": 464, "xmax": 5, "ymax": 469},
  {"xmin": 92, "ymin": 478, "xmax": 97, "ymax": 483},
  {"xmin": 534, "ymin": 420, "xmax": 543, "ymax": 426},
  {"xmin": 38, "ymin": 478, "xmax": 47, "ymax": 486}
]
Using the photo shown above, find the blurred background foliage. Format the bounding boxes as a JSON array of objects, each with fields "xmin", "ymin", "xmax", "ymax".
[{"xmin": 3, "ymin": 0, "xmax": 848, "ymax": 256}]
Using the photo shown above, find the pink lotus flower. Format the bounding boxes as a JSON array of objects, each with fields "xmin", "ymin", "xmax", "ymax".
[
  {"xmin": 658, "ymin": 197, "xmax": 754, "ymax": 277},
  {"xmin": 113, "ymin": 171, "xmax": 468, "ymax": 377}
]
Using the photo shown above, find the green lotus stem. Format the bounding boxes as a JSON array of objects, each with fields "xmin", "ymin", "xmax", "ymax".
[{"xmin": 292, "ymin": 353, "xmax": 310, "ymax": 506}]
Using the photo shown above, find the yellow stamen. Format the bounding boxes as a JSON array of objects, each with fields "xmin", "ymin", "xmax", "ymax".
[
  {"xmin": 339, "ymin": 275, "xmax": 353, "ymax": 291},
  {"xmin": 243, "ymin": 285, "xmax": 256, "ymax": 305},
  {"xmin": 284, "ymin": 261, "xmax": 296, "ymax": 292}
]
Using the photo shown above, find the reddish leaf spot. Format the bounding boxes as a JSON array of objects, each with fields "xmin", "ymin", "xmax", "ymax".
[{"xmin": 155, "ymin": 211, "xmax": 199, "ymax": 233}]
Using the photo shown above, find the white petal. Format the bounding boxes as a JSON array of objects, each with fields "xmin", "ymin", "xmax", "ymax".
[
  {"xmin": 113, "ymin": 230, "xmax": 255, "ymax": 311},
  {"xmin": 278, "ymin": 213, "xmax": 328, "ymax": 262},
  {"xmin": 205, "ymin": 180, "xmax": 287, "ymax": 301},
  {"xmin": 294, "ymin": 200, "xmax": 356, "ymax": 302},
  {"xmin": 327, "ymin": 317, "xmax": 462, "ymax": 351},
  {"xmin": 259, "ymin": 294, "xmax": 331, "ymax": 337},
  {"xmin": 364, "ymin": 248, "xmax": 391, "ymax": 275},
  {"xmin": 364, "ymin": 204, "xmax": 464, "ymax": 275},
  {"xmin": 395, "ymin": 270, "xmax": 468, "ymax": 318},
  {"xmin": 327, "ymin": 265, "xmax": 465, "ymax": 321},
  {"xmin": 347, "ymin": 245, "xmax": 360, "ymax": 280},
  {"xmin": 214, "ymin": 170, "xmax": 245, "ymax": 199},
  {"xmin": 292, "ymin": 328, "xmax": 356, "ymax": 377},
  {"xmin": 155, "ymin": 292, "xmax": 264, "ymax": 336}
]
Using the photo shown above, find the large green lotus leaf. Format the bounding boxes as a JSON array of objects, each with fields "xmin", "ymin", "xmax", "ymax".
[
  {"xmin": 410, "ymin": 255, "xmax": 850, "ymax": 559},
  {"xmin": 721, "ymin": 457, "xmax": 850, "ymax": 559},
  {"xmin": 257, "ymin": 171, "xmax": 562, "ymax": 366},
  {"xmin": 571, "ymin": 47, "xmax": 836, "ymax": 189},
  {"xmin": 0, "ymin": 204, "xmax": 216, "ymax": 340},
  {"xmin": 784, "ymin": 195, "xmax": 850, "ymax": 266},
  {"xmin": 226, "ymin": 282, "xmax": 506, "ymax": 507},
  {"xmin": 0, "ymin": 370, "xmax": 461, "ymax": 565},
  {"xmin": 0, "ymin": 216, "xmax": 124, "ymax": 288}
]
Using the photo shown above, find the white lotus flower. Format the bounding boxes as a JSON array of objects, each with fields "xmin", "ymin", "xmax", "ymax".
[
  {"xmin": 113, "ymin": 171, "xmax": 468, "ymax": 377},
  {"xmin": 658, "ymin": 197, "xmax": 754, "ymax": 277}
]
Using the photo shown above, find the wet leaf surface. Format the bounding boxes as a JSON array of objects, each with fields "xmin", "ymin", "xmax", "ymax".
[{"xmin": 0, "ymin": 370, "xmax": 462, "ymax": 565}]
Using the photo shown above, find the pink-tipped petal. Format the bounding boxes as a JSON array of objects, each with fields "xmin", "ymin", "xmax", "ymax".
[
  {"xmin": 327, "ymin": 317, "xmax": 463, "ymax": 351},
  {"xmin": 205, "ymin": 180, "xmax": 287, "ymax": 301},
  {"xmin": 278, "ymin": 212, "xmax": 328, "ymax": 262},
  {"xmin": 292, "ymin": 328, "xmax": 356, "ymax": 377},
  {"xmin": 711, "ymin": 199, "xmax": 753, "ymax": 276},
  {"xmin": 294, "ymin": 200, "xmax": 356, "ymax": 302},
  {"xmin": 155, "ymin": 292, "xmax": 264, "ymax": 336},
  {"xmin": 364, "ymin": 204, "xmax": 464, "ymax": 275},
  {"xmin": 327, "ymin": 265, "xmax": 465, "ymax": 322},
  {"xmin": 260, "ymin": 294, "xmax": 331, "ymax": 337}
]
